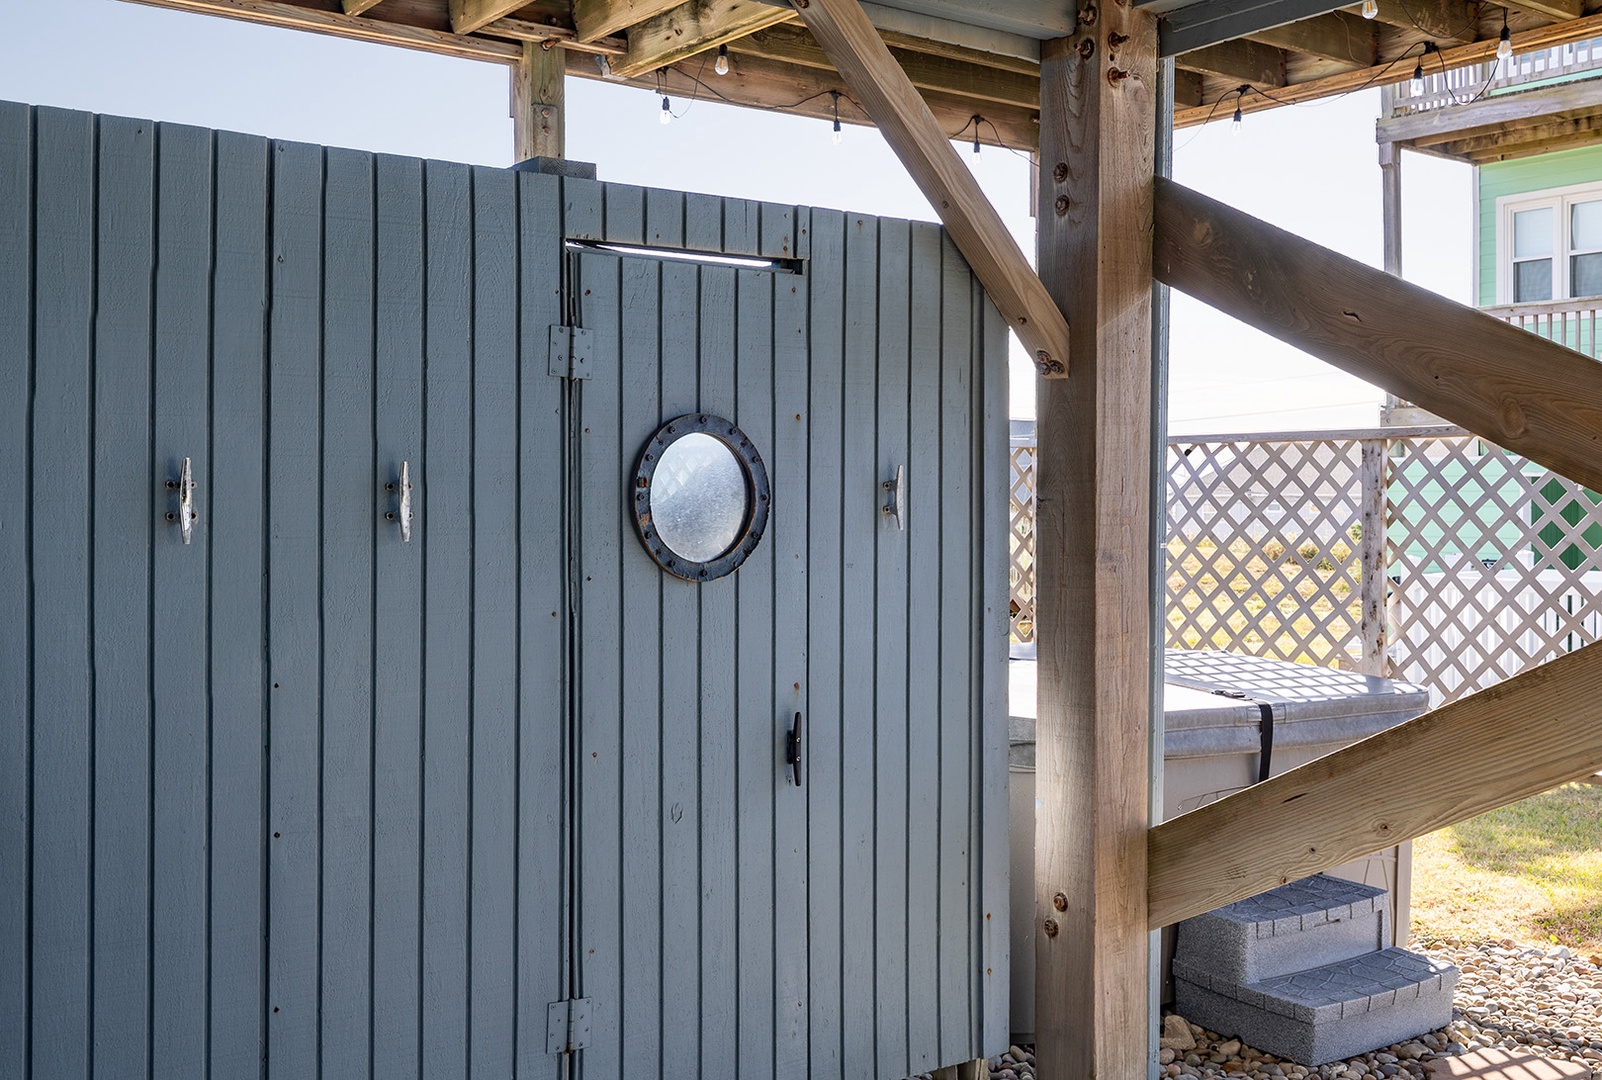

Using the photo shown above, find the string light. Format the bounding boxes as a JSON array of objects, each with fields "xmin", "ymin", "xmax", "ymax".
[
  {"xmin": 1498, "ymin": 7, "xmax": 1514, "ymax": 62},
  {"xmin": 830, "ymin": 90, "xmax": 843, "ymax": 144},
  {"xmin": 1232, "ymin": 102, "xmax": 1243, "ymax": 134},
  {"xmin": 660, "ymin": 94, "xmax": 672, "ymax": 124},
  {"xmin": 1409, "ymin": 46, "xmax": 1427, "ymax": 96},
  {"xmin": 1361, "ymin": 0, "xmax": 1378, "ymax": 17},
  {"xmin": 715, "ymin": 43, "xmax": 730, "ymax": 75},
  {"xmin": 972, "ymin": 114, "xmax": 982, "ymax": 153}
]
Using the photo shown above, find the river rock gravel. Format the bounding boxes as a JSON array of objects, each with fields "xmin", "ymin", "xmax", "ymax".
[{"xmin": 915, "ymin": 941, "xmax": 1602, "ymax": 1080}]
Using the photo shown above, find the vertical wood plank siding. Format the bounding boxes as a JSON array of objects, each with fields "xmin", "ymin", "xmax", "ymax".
[{"xmin": 0, "ymin": 101, "xmax": 1006, "ymax": 1080}]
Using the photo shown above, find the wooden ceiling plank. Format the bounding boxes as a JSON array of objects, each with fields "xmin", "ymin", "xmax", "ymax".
[
  {"xmin": 1177, "ymin": 9, "xmax": 1602, "ymax": 127},
  {"xmin": 1246, "ymin": 11, "xmax": 1376, "ymax": 69},
  {"xmin": 1350, "ymin": 0, "xmax": 1478, "ymax": 43},
  {"xmin": 1174, "ymin": 67, "xmax": 1205, "ymax": 107},
  {"xmin": 1503, "ymin": 0, "xmax": 1583, "ymax": 22},
  {"xmin": 731, "ymin": 23, "xmax": 1040, "ymax": 110},
  {"xmin": 791, "ymin": 0, "xmax": 1070, "ymax": 374},
  {"xmin": 123, "ymin": 0, "xmax": 521, "ymax": 62},
  {"xmin": 874, "ymin": 26, "xmax": 1040, "ymax": 75},
  {"xmin": 1452, "ymin": 118, "xmax": 1602, "ymax": 162},
  {"xmin": 610, "ymin": 0, "xmax": 797, "ymax": 80},
  {"xmin": 478, "ymin": 16, "xmax": 628, "ymax": 55},
  {"xmin": 1153, "ymin": 175, "xmax": 1602, "ymax": 492},
  {"xmin": 449, "ymin": 0, "xmax": 527, "ymax": 34},
  {"xmin": 341, "ymin": 0, "xmax": 383, "ymax": 14},
  {"xmin": 1176, "ymin": 39, "xmax": 1287, "ymax": 87},
  {"xmin": 572, "ymin": 0, "xmax": 680, "ymax": 42},
  {"xmin": 1148, "ymin": 642, "xmax": 1602, "ymax": 929}
]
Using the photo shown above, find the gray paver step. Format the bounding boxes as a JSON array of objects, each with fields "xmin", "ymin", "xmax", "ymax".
[
  {"xmin": 1174, "ymin": 946, "xmax": 1459, "ymax": 1066},
  {"xmin": 1174, "ymin": 872, "xmax": 1392, "ymax": 985}
]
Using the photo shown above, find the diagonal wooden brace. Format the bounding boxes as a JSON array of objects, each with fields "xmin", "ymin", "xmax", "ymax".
[{"xmin": 791, "ymin": 0, "xmax": 1072, "ymax": 376}]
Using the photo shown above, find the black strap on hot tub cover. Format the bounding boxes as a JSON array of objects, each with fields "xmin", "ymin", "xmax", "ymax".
[{"xmin": 1210, "ymin": 690, "xmax": 1275, "ymax": 784}]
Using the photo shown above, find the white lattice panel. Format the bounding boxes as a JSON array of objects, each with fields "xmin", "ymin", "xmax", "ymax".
[
  {"xmin": 1386, "ymin": 437, "xmax": 1602, "ymax": 704},
  {"xmin": 1009, "ymin": 443, "xmax": 1036, "ymax": 643},
  {"xmin": 1166, "ymin": 438, "xmax": 1371, "ymax": 667}
]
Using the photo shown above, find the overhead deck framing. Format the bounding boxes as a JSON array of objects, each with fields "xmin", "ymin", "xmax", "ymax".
[{"xmin": 109, "ymin": 0, "xmax": 1602, "ymax": 1075}]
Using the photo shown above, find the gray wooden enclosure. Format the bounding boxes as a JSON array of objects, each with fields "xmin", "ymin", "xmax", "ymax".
[{"xmin": 0, "ymin": 99, "xmax": 1008, "ymax": 1080}]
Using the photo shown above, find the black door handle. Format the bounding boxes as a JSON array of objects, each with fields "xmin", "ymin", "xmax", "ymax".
[{"xmin": 786, "ymin": 712, "xmax": 803, "ymax": 787}]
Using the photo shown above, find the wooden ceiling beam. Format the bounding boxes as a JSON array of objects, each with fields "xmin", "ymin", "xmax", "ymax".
[
  {"xmin": 449, "ymin": 0, "xmax": 528, "ymax": 34},
  {"xmin": 874, "ymin": 26, "xmax": 1040, "ymax": 76},
  {"xmin": 478, "ymin": 17, "xmax": 627, "ymax": 55},
  {"xmin": 730, "ymin": 23, "xmax": 1040, "ymax": 110},
  {"xmin": 1177, "ymin": 9, "xmax": 1602, "ymax": 127},
  {"xmin": 124, "ymin": 0, "xmax": 521, "ymax": 62},
  {"xmin": 1348, "ymin": 0, "xmax": 1478, "ymax": 43},
  {"xmin": 1153, "ymin": 175, "xmax": 1602, "ymax": 493},
  {"xmin": 571, "ymin": 0, "xmax": 679, "ymax": 43},
  {"xmin": 1503, "ymin": 0, "xmax": 1583, "ymax": 22},
  {"xmin": 341, "ymin": 0, "xmax": 382, "ymax": 14},
  {"xmin": 610, "ymin": 0, "xmax": 797, "ymax": 79},
  {"xmin": 1149, "ymin": 643, "xmax": 1602, "ymax": 929},
  {"xmin": 791, "ymin": 0, "xmax": 1070, "ymax": 374},
  {"xmin": 1246, "ymin": 12, "xmax": 1376, "ymax": 69},
  {"xmin": 562, "ymin": 43, "xmax": 1042, "ymax": 149},
  {"xmin": 1177, "ymin": 39, "xmax": 1287, "ymax": 87}
]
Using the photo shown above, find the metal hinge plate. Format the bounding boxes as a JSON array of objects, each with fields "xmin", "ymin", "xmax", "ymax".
[
  {"xmin": 545, "ymin": 997, "xmax": 593, "ymax": 1055},
  {"xmin": 548, "ymin": 325, "xmax": 593, "ymax": 380}
]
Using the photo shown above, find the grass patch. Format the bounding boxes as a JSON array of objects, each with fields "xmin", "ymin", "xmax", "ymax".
[{"xmin": 1411, "ymin": 782, "xmax": 1602, "ymax": 953}]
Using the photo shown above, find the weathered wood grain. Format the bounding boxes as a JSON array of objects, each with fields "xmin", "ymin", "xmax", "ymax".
[
  {"xmin": 1148, "ymin": 643, "xmax": 1602, "ymax": 928},
  {"xmin": 1153, "ymin": 177, "xmax": 1602, "ymax": 495},
  {"xmin": 448, "ymin": 0, "xmax": 525, "ymax": 33},
  {"xmin": 1033, "ymin": 8, "xmax": 1157, "ymax": 1076},
  {"xmin": 512, "ymin": 41, "xmax": 565, "ymax": 161},
  {"xmin": 610, "ymin": 0, "xmax": 796, "ymax": 79}
]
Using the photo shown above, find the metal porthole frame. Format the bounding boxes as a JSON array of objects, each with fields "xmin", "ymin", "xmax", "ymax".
[{"xmin": 632, "ymin": 413, "xmax": 771, "ymax": 582}]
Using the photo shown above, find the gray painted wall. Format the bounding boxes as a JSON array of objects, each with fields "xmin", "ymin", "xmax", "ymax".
[{"xmin": 0, "ymin": 99, "xmax": 1007, "ymax": 1080}]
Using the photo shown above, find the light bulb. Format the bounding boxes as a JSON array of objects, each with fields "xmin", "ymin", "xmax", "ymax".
[
  {"xmin": 832, "ymin": 118, "xmax": 843, "ymax": 145},
  {"xmin": 1409, "ymin": 61, "xmax": 1425, "ymax": 95},
  {"xmin": 715, "ymin": 44, "xmax": 730, "ymax": 75},
  {"xmin": 660, "ymin": 95, "xmax": 672, "ymax": 124},
  {"xmin": 1231, "ymin": 105, "xmax": 1243, "ymax": 135},
  {"xmin": 1361, "ymin": 0, "xmax": 1378, "ymax": 17},
  {"xmin": 1498, "ymin": 23, "xmax": 1513, "ymax": 60}
]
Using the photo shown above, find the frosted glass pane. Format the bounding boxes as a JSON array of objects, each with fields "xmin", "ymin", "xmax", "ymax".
[
  {"xmin": 1574, "ymin": 201, "xmax": 1602, "ymax": 251},
  {"xmin": 651, "ymin": 433, "xmax": 748, "ymax": 563},
  {"xmin": 1575, "ymin": 252, "xmax": 1602, "ymax": 297},
  {"xmin": 1514, "ymin": 207, "xmax": 1554, "ymax": 258},
  {"xmin": 1515, "ymin": 259, "xmax": 1553, "ymax": 302}
]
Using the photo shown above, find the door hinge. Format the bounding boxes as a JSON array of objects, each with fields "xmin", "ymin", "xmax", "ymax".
[
  {"xmin": 545, "ymin": 997, "xmax": 593, "ymax": 1055},
  {"xmin": 548, "ymin": 325, "xmax": 593, "ymax": 380}
]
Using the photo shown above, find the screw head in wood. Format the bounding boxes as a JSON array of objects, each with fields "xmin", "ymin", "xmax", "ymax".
[
  {"xmin": 1053, "ymin": 162, "xmax": 1069, "ymax": 183},
  {"xmin": 1053, "ymin": 892, "xmax": 1068, "ymax": 911},
  {"xmin": 1077, "ymin": 38, "xmax": 1095, "ymax": 60},
  {"xmin": 1043, "ymin": 918, "xmax": 1060, "ymax": 938},
  {"xmin": 1054, "ymin": 195, "xmax": 1070, "ymax": 217}
]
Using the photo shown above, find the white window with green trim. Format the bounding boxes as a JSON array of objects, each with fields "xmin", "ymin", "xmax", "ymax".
[{"xmin": 1498, "ymin": 183, "xmax": 1602, "ymax": 303}]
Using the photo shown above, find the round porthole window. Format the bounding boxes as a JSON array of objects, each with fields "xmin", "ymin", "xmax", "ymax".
[{"xmin": 633, "ymin": 414, "xmax": 770, "ymax": 581}]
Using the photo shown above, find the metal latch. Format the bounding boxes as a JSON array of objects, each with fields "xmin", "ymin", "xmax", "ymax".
[
  {"xmin": 548, "ymin": 325, "xmax": 593, "ymax": 380},
  {"xmin": 546, "ymin": 997, "xmax": 593, "ymax": 1055}
]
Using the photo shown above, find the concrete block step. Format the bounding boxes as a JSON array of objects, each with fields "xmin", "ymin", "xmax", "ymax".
[
  {"xmin": 1174, "ymin": 873, "xmax": 1391, "ymax": 985},
  {"xmin": 1174, "ymin": 946, "xmax": 1460, "ymax": 1066}
]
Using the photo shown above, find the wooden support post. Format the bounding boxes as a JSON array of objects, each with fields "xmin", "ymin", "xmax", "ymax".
[
  {"xmin": 512, "ymin": 41, "xmax": 565, "ymax": 163},
  {"xmin": 1379, "ymin": 142, "xmax": 1402, "ymax": 277},
  {"xmin": 1356, "ymin": 438, "xmax": 1387, "ymax": 677},
  {"xmin": 1034, "ymin": 4, "xmax": 1157, "ymax": 1076}
]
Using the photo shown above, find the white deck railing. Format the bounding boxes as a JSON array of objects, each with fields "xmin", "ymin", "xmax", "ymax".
[
  {"xmin": 1382, "ymin": 37, "xmax": 1602, "ymax": 117},
  {"xmin": 1482, "ymin": 296, "xmax": 1602, "ymax": 357},
  {"xmin": 1009, "ymin": 426, "xmax": 1602, "ymax": 706}
]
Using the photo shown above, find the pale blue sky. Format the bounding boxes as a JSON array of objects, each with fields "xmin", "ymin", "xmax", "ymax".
[{"xmin": 0, "ymin": 0, "xmax": 1475, "ymax": 433}]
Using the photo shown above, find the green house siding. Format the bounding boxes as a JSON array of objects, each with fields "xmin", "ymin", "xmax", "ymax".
[{"xmin": 1477, "ymin": 144, "xmax": 1602, "ymax": 306}]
